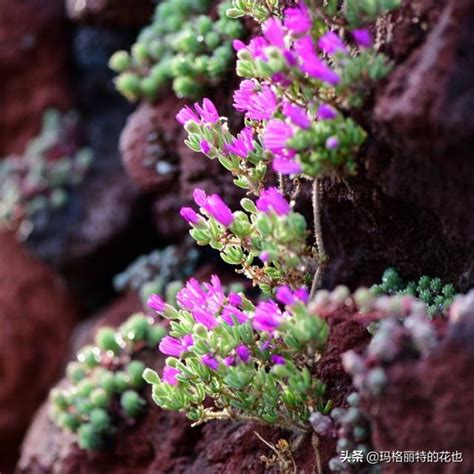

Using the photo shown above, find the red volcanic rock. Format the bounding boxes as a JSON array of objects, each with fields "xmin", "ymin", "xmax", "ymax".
[
  {"xmin": 0, "ymin": 0, "xmax": 71, "ymax": 155},
  {"xmin": 361, "ymin": 311, "xmax": 474, "ymax": 473},
  {"xmin": 120, "ymin": 99, "xmax": 185, "ymax": 193},
  {"xmin": 66, "ymin": 0, "xmax": 155, "ymax": 28},
  {"xmin": 120, "ymin": 96, "xmax": 244, "ymax": 241},
  {"xmin": 0, "ymin": 231, "xmax": 80, "ymax": 472}
]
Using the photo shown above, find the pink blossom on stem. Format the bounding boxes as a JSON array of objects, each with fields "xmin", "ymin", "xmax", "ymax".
[
  {"xmin": 295, "ymin": 36, "xmax": 340, "ymax": 85},
  {"xmin": 236, "ymin": 344, "xmax": 251, "ymax": 363},
  {"xmin": 180, "ymin": 207, "xmax": 199, "ymax": 225},
  {"xmin": 272, "ymin": 157, "xmax": 302, "ymax": 175},
  {"xmin": 318, "ymin": 104, "xmax": 337, "ymax": 120},
  {"xmin": 147, "ymin": 294, "xmax": 165, "ymax": 313},
  {"xmin": 162, "ymin": 366, "xmax": 180, "ymax": 385},
  {"xmin": 263, "ymin": 18, "xmax": 286, "ymax": 49},
  {"xmin": 159, "ymin": 336, "xmax": 185, "ymax": 357},
  {"xmin": 284, "ymin": 3, "xmax": 312, "ymax": 34},
  {"xmin": 282, "ymin": 102, "xmax": 311, "ymax": 128},
  {"xmin": 352, "ymin": 29, "xmax": 373, "ymax": 48},
  {"xmin": 263, "ymin": 119, "xmax": 294, "ymax": 153},
  {"xmin": 253, "ymin": 300, "xmax": 284, "ymax": 332},
  {"xmin": 201, "ymin": 354, "xmax": 219, "ymax": 371},
  {"xmin": 318, "ymin": 32, "xmax": 348, "ymax": 55},
  {"xmin": 225, "ymin": 127, "xmax": 255, "ymax": 158},
  {"xmin": 256, "ymin": 187, "xmax": 290, "ymax": 216},
  {"xmin": 176, "ymin": 105, "xmax": 199, "ymax": 125},
  {"xmin": 194, "ymin": 98, "xmax": 219, "ymax": 124}
]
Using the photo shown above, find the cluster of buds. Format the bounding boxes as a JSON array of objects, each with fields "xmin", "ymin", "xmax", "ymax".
[
  {"xmin": 180, "ymin": 184, "xmax": 316, "ymax": 292},
  {"xmin": 113, "ymin": 243, "xmax": 199, "ymax": 306},
  {"xmin": 110, "ymin": 0, "xmax": 244, "ymax": 101},
  {"xmin": 49, "ymin": 314, "xmax": 166, "ymax": 451},
  {"xmin": 144, "ymin": 276, "xmax": 330, "ymax": 432},
  {"xmin": 0, "ymin": 110, "xmax": 93, "ymax": 239}
]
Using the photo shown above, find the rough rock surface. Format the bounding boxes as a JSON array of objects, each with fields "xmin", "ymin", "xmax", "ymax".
[
  {"xmin": 0, "ymin": 0, "xmax": 71, "ymax": 155},
  {"xmin": 0, "ymin": 231, "xmax": 80, "ymax": 473},
  {"xmin": 321, "ymin": 0, "xmax": 474, "ymax": 291},
  {"xmin": 66, "ymin": 0, "xmax": 154, "ymax": 28},
  {"xmin": 24, "ymin": 27, "xmax": 158, "ymax": 310},
  {"xmin": 120, "ymin": 92, "xmax": 245, "ymax": 241},
  {"xmin": 362, "ymin": 310, "xmax": 474, "ymax": 473}
]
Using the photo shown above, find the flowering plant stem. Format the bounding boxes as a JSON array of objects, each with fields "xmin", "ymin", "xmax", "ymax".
[{"xmin": 310, "ymin": 179, "xmax": 327, "ymax": 298}]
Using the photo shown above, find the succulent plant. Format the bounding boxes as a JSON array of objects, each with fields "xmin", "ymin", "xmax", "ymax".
[
  {"xmin": 0, "ymin": 110, "xmax": 93, "ymax": 239},
  {"xmin": 49, "ymin": 313, "xmax": 166, "ymax": 451},
  {"xmin": 109, "ymin": 0, "xmax": 245, "ymax": 101},
  {"xmin": 113, "ymin": 244, "xmax": 199, "ymax": 305},
  {"xmin": 371, "ymin": 268, "xmax": 457, "ymax": 316}
]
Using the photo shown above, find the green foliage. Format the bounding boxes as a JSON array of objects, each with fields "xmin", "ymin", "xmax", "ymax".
[
  {"xmin": 49, "ymin": 313, "xmax": 166, "ymax": 451},
  {"xmin": 0, "ymin": 110, "xmax": 93, "ymax": 239},
  {"xmin": 110, "ymin": 0, "xmax": 244, "ymax": 101},
  {"xmin": 188, "ymin": 196, "xmax": 314, "ymax": 292},
  {"xmin": 371, "ymin": 268, "xmax": 457, "ymax": 316},
  {"xmin": 343, "ymin": 0, "xmax": 401, "ymax": 27},
  {"xmin": 227, "ymin": 0, "xmax": 281, "ymax": 22},
  {"xmin": 144, "ymin": 284, "xmax": 330, "ymax": 432}
]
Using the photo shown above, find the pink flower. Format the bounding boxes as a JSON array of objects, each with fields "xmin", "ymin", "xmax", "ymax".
[
  {"xmin": 318, "ymin": 32, "xmax": 348, "ymax": 55},
  {"xmin": 295, "ymin": 36, "xmax": 340, "ymax": 85},
  {"xmin": 272, "ymin": 157, "xmax": 302, "ymax": 175},
  {"xmin": 234, "ymin": 81, "xmax": 277, "ymax": 120},
  {"xmin": 162, "ymin": 366, "xmax": 180, "ymax": 385},
  {"xmin": 276, "ymin": 286, "xmax": 309, "ymax": 305},
  {"xmin": 317, "ymin": 104, "xmax": 337, "ymax": 120},
  {"xmin": 147, "ymin": 294, "xmax": 165, "ymax": 313},
  {"xmin": 271, "ymin": 354, "xmax": 286, "ymax": 365},
  {"xmin": 159, "ymin": 336, "xmax": 185, "ymax": 357},
  {"xmin": 263, "ymin": 18, "xmax": 286, "ymax": 49},
  {"xmin": 228, "ymin": 293, "xmax": 242, "ymax": 306},
  {"xmin": 201, "ymin": 354, "xmax": 219, "ymax": 371},
  {"xmin": 263, "ymin": 119, "xmax": 294, "ymax": 153},
  {"xmin": 326, "ymin": 136, "xmax": 340, "ymax": 150},
  {"xmin": 193, "ymin": 308, "xmax": 218, "ymax": 330},
  {"xmin": 180, "ymin": 207, "xmax": 199, "ymax": 225},
  {"xmin": 200, "ymin": 140, "xmax": 211, "ymax": 154},
  {"xmin": 221, "ymin": 305, "xmax": 248, "ymax": 326},
  {"xmin": 282, "ymin": 102, "xmax": 311, "ymax": 128},
  {"xmin": 176, "ymin": 105, "xmax": 199, "ymax": 125},
  {"xmin": 203, "ymin": 194, "xmax": 234, "ymax": 227},
  {"xmin": 253, "ymin": 300, "xmax": 284, "ymax": 332},
  {"xmin": 284, "ymin": 3, "xmax": 312, "ymax": 34},
  {"xmin": 193, "ymin": 188, "xmax": 208, "ymax": 207},
  {"xmin": 259, "ymin": 251, "xmax": 270, "ymax": 262},
  {"xmin": 225, "ymin": 127, "xmax": 255, "ymax": 158},
  {"xmin": 236, "ymin": 344, "xmax": 251, "ymax": 363},
  {"xmin": 194, "ymin": 98, "xmax": 219, "ymax": 124},
  {"xmin": 257, "ymin": 187, "xmax": 290, "ymax": 216},
  {"xmin": 352, "ymin": 29, "xmax": 373, "ymax": 48}
]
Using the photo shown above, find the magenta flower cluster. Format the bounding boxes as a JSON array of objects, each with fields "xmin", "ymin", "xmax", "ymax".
[
  {"xmin": 176, "ymin": 1, "xmax": 373, "ymax": 179},
  {"xmin": 148, "ymin": 275, "xmax": 310, "ymax": 386}
]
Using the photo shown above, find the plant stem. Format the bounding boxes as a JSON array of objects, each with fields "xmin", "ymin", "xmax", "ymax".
[
  {"xmin": 312, "ymin": 432, "xmax": 323, "ymax": 474},
  {"xmin": 310, "ymin": 179, "xmax": 327, "ymax": 298}
]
